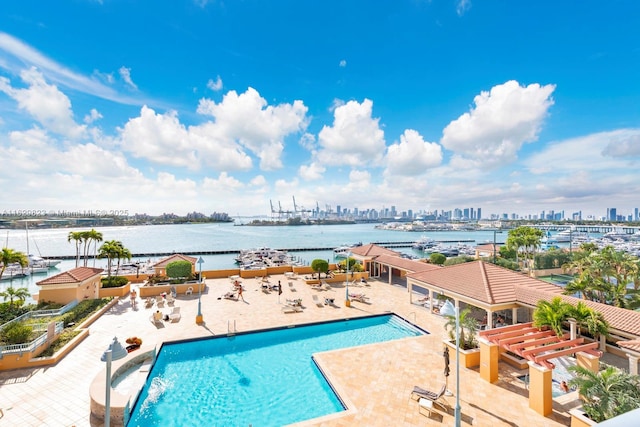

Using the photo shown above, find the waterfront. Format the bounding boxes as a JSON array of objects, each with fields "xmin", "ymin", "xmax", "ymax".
[{"xmin": 1, "ymin": 223, "xmax": 504, "ymax": 301}]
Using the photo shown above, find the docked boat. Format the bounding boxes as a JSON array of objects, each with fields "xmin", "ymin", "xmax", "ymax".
[
  {"xmin": 552, "ymin": 228, "xmax": 589, "ymax": 243},
  {"xmin": 412, "ymin": 236, "xmax": 436, "ymax": 251},
  {"xmin": 332, "ymin": 243, "xmax": 362, "ymax": 258}
]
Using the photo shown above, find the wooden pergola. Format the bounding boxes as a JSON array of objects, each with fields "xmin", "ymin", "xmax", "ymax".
[
  {"xmin": 479, "ymin": 322, "xmax": 601, "ymax": 369},
  {"xmin": 477, "ymin": 322, "xmax": 602, "ymax": 416}
]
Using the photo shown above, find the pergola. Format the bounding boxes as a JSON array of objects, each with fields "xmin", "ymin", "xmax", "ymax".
[{"xmin": 477, "ymin": 322, "xmax": 601, "ymax": 416}]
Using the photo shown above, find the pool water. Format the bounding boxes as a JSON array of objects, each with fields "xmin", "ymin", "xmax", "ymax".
[{"xmin": 127, "ymin": 314, "xmax": 425, "ymax": 427}]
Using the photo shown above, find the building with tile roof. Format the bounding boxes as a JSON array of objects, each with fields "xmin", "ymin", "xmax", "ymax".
[
  {"xmin": 152, "ymin": 254, "xmax": 198, "ymax": 276},
  {"xmin": 36, "ymin": 267, "xmax": 104, "ymax": 304}
]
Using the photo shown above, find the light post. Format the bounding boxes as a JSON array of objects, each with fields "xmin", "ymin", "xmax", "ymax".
[
  {"xmin": 454, "ymin": 307, "xmax": 461, "ymax": 427},
  {"xmin": 345, "ymin": 252, "xmax": 352, "ymax": 307},
  {"xmin": 493, "ymin": 229, "xmax": 503, "ymax": 263},
  {"xmin": 101, "ymin": 337, "xmax": 128, "ymax": 427},
  {"xmin": 196, "ymin": 256, "xmax": 204, "ymax": 324}
]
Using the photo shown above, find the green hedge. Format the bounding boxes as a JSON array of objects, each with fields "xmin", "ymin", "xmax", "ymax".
[
  {"xmin": 0, "ymin": 321, "xmax": 34, "ymax": 344},
  {"xmin": 56, "ymin": 298, "xmax": 111, "ymax": 327},
  {"xmin": 101, "ymin": 276, "xmax": 129, "ymax": 288}
]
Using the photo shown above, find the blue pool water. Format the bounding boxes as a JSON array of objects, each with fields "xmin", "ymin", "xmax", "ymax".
[{"xmin": 127, "ymin": 314, "xmax": 426, "ymax": 427}]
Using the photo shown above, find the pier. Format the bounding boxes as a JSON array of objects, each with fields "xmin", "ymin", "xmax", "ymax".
[{"xmin": 43, "ymin": 240, "xmax": 476, "ymax": 260}]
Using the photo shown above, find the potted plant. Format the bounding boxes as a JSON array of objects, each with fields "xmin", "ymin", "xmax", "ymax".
[
  {"xmin": 443, "ymin": 307, "xmax": 480, "ymax": 368},
  {"xmin": 568, "ymin": 365, "xmax": 640, "ymax": 426}
]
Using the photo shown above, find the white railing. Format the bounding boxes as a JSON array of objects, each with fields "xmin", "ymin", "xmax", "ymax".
[
  {"xmin": 0, "ymin": 321, "xmax": 64, "ymax": 355},
  {"xmin": 0, "ymin": 300, "xmax": 78, "ymax": 330}
]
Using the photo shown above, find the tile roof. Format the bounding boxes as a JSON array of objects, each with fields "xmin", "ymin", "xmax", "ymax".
[
  {"xmin": 153, "ymin": 254, "xmax": 198, "ymax": 267},
  {"xmin": 350, "ymin": 244, "xmax": 400, "ymax": 258},
  {"xmin": 514, "ymin": 287, "xmax": 640, "ymax": 337},
  {"xmin": 36, "ymin": 267, "xmax": 103, "ymax": 286},
  {"xmin": 408, "ymin": 261, "xmax": 563, "ymax": 305},
  {"xmin": 373, "ymin": 254, "xmax": 441, "ymax": 273},
  {"xmin": 618, "ymin": 340, "xmax": 640, "ymax": 353}
]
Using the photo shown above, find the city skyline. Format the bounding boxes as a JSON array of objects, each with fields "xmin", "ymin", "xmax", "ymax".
[{"xmin": 1, "ymin": 2, "xmax": 640, "ymax": 218}]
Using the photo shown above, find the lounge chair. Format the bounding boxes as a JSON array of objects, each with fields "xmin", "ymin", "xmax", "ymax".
[
  {"xmin": 312, "ymin": 295, "xmax": 324, "ymax": 307},
  {"xmin": 288, "ymin": 281, "xmax": 296, "ymax": 292},
  {"xmin": 144, "ymin": 297, "xmax": 154, "ymax": 309},
  {"xmin": 168, "ymin": 306, "xmax": 181, "ymax": 322},
  {"xmin": 165, "ymin": 293, "xmax": 175, "ymax": 305},
  {"xmin": 155, "ymin": 295, "xmax": 165, "ymax": 308},
  {"xmin": 349, "ymin": 293, "xmax": 370, "ymax": 303},
  {"xmin": 411, "ymin": 385, "xmax": 449, "ymax": 409},
  {"xmin": 324, "ymin": 297, "xmax": 336, "ymax": 306},
  {"xmin": 223, "ymin": 291, "xmax": 237, "ymax": 300},
  {"xmin": 185, "ymin": 286, "xmax": 193, "ymax": 296},
  {"xmin": 282, "ymin": 304, "xmax": 303, "ymax": 313},
  {"xmin": 150, "ymin": 311, "xmax": 163, "ymax": 326}
]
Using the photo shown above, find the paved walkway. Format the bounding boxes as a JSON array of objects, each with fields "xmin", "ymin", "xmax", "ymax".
[{"xmin": 0, "ymin": 274, "xmax": 622, "ymax": 426}]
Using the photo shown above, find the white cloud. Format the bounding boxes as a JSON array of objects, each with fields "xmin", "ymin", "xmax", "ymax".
[
  {"xmin": 197, "ymin": 87, "xmax": 309, "ymax": 170},
  {"xmin": 317, "ymin": 99, "xmax": 385, "ymax": 167},
  {"xmin": 84, "ymin": 108, "xmax": 103, "ymax": 124},
  {"xmin": 119, "ymin": 66, "xmax": 138, "ymax": 90},
  {"xmin": 298, "ymin": 162, "xmax": 326, "ymax": 181},
  {"xmin": 299, "ymin": 132, "xmax": 316, "ymax": 151},
  {"xmin": 0, "ymin": 67, "xmax": 86, "ymax": 138},
  {"xmin": 207, "ymin": 76, "xmax": 223, "ymax": 91},
  {"xmin": 0, "ymin": 32, "xmax": 138, "ymax": 105},
  {"xmin": 602, "ymin": 132, "xmax": 640, "ymax": 157},
  {"xmin": 202, "ymin": 172, "xmax": 244, "ymax": 191},
  {"xmin": 385, "ymin": 129, "xmax": 443, "ymax": 176},
  {"xmin": 456, "ymin": 0, "xmax": 472, "ymax": 16},
  {"xmin": 339, "ymin": 59, "xmax": 347, "ymax": 67},
  {"xmin": 441, "ymin": 80, "xmax": 555, "ymax": 169}
]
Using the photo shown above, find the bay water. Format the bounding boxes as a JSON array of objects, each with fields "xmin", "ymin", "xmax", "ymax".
[{"xmin": 1, "ymin": 222, "xmax": 501, "ymax": 301}]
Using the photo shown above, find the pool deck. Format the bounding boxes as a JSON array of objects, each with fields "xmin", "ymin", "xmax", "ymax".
[{"xmin": 0, "ymin": 274, "xmax": 625, "ymax": 426}]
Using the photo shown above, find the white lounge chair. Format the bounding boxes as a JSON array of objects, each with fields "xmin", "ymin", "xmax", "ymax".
[
  {"xmin": 166, "ymin": 293, "xmax": 175, "ymax": 305},
  {"xmin": 312, "ymin": 294, "xmax": 324, "ymax": 307},
  {"xmin": 288, "ymin": 281, "xmax": 296, "ymax": 292},
  {"xmin": 185, "ymin": 286, "xmax": 193, "ymax": 296},
  {"xmin": 144, "ymin": 297, "xmax": 154, "ymax": 309},
  {"xmin": 150, "ymin": 311, "xmax": 163, "ymax": 326},
  {"xmin": 168, "ymin": 306, "xmax": 181, "ymax": 322},
  {"xmin": 282, "ymin": 304, "xmax": 302, "ymax": 313},
  {"xmin": 155, "ymin": 295, "xmax": 165, "ymax": 308}
]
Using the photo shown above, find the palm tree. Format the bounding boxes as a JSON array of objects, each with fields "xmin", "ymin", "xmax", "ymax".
[
  {"xmin": 444, "ymin": 307, "xmax": 479, "ymax": 349},
  {"xmin": 568, "ymin": 365, "xmax": 640, "ymax": 422},
  {"xmin": 67, "ymin": 231, "xmax": 84, "ymax": 268},
  {"xmin": 98, "ymin": 240, "xmax": 131, "ymax": 278},
  {"xmin": 0, "ymin": 248, "xmax": 28, "ymax": 281},
  {"xmin": 506, "ymin": 226, "xmax": 544, "ymax": 269},
  {"xmin": 566, "ymin": 301, "xmax": 609, "ymax": 340},
  {"xmin": 533, "ymin": 297, "xmax": 570, "ymax": 336},
  {"xmin": 0, "ymin": 285, "xmax": 31, "ymax": 307},
  {"xmin": 81, "ymin": 229, "xmax": 103, "ymax": 267}
]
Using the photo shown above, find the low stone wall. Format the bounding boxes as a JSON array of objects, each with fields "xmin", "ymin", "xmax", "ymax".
[{"xmin": 99, "ymin": 282, "xmax": 131, "ymax": 298}]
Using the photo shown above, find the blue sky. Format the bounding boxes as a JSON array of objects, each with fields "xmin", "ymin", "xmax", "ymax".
[{"xmin": 1, "ymin": 1, "xmax": 639, "ymax": 219}]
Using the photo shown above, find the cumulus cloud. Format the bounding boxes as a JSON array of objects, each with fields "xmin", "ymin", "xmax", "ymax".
[
  {"xmin": 207, "ymin": 76, "xmax": 223, "ymax": 91},
  {"xmin": 339, "ymin": 59, "xmax": 347, "ymax": 67},
  {"xmin": 316, "ymin": 99, "xmax": 385, "ymax": 167},
  {"xmin": 202, "ymin": 172, "xmax": 243, "ymax": 191},
  {"xmin": 385, "ymin": 129, "xmax": 443, "ymax": 176},
  {"xmin": 197, "ymin": 87, "xmax": 308, "ymax": 170},
  {"xmin": 119, "ymin": 66, "xmax": 138, "ymax": 90},
  {"xmin": 298, "ymin": 162, "xmax": 326, "ymax": 181},
  {"xmin": 441, "ymin": 80, "xmax": 555, "ymax": 169},
  {"xmin": 84, "ymin": 108, "xmax": 103, "ymax": 124},
  {"xmin": 299, "ymin": 132, "xmax": 316, "ymax": 151},
  {"xmin": 0, "ymin": 67, "xmax": 86, "ymax": 138}
]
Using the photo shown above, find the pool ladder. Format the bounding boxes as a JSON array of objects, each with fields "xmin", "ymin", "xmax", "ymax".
[{"xmin": 228, "ymin": 319, "xmax": 237, "ymax": 334}]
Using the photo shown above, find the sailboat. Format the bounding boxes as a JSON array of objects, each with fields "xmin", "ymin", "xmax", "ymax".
[{"xmin": 24, "ymin": 221, "xmax": 61, "ymax": 272}]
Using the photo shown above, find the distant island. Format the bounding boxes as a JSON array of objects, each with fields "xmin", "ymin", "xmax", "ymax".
[{"xmin": 242, "ymin": 217, "xmax": 356, "ymax": 226}]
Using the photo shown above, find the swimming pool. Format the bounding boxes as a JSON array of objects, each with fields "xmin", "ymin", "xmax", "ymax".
[{"xmin": 127, "ymin": 314, "xmax": 426, "ymax": 426}]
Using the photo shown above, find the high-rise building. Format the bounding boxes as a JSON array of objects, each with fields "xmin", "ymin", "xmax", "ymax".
[
  {"xmin": 607, "ymin": 208, "xmax": 617, "ymax": 221},
  {"xmin": 477, "ymin": 208, "xmax": 482, "ymax": 220}
]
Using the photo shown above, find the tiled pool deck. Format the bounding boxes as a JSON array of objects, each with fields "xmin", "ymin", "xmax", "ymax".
[{"xmin": 0, "ymin": 275, "xmax": 624, "ymax": 426}]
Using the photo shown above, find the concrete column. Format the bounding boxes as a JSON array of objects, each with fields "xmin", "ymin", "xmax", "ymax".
[
  {"xmin": 599, "ymin": 334, "xmax": 606, "ymax": 352},
  {"xmin": 568, "ymin": 318, "xmax": 577, "ymax": 340},
  {"xmin": 487, "ymin": 310, "xmax": 493, "ymax": 329},
  {"xmin": 528, "ymin": 362, "xmax": 553, "ymax": 416},
  {"xmin": 627, "ymin": 354, "xmax": 639, "ymax": 375},
  {"xmin": 388, "ymin": 267, "xmax": 392, "ymax": 285},
  {"xmin": 479, "ymin": 339, "xmax": 499, "ymax": 383},
  {"xmin": 576, "ymin": 352, "xmax": 600, "ymax": 373},
  {"xmin": 512, "ymin": 307, "xmax": 518, "ymax": 325}
]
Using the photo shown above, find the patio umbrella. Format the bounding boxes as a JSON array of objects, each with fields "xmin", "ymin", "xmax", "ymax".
[{"xmin": 443, "ymin": 346, "xmax": 451, "ymax": 395}]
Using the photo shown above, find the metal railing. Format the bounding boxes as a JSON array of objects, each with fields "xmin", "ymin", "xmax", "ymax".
[
  {"xmin": 0, "ymin": 321, "xmax": 64, "ymax": 355},
  {"xmin": 0, "ymin": 300, "xmax": 78, "ymax": 330}
]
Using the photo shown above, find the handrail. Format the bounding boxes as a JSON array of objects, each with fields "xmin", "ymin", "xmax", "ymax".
[
  {"xmin": 0, "ymin": 300, "xmax": 78, "ymax": 330},
  {"xmin": 0, "ymin": 321, "xmax": 64, "ymax": 354}
]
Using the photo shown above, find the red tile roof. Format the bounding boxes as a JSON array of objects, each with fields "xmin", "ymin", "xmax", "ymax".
[
  {"xmin": 408, "ymin": 261, "xmax": 563, "ymax": 305},
  {"xmin": 350, "ymin": 244, "xmax": 399, "ymax": 258},
  {"xmin": 153, "ymin": 254, "xmax": 198, "ymax": 267},
  {"xmin": 618, "ymin": 340, "xmax": 640, "ymax": 353},
  {"xmin": 36, "ymin": 267, "xmax": 103, "ymax": 286},
  {"xmin": 373, "ymin": 254, "xmax": 440, "ymax": 273}
]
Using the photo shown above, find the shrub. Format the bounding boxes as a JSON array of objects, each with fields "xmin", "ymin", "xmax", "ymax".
[
  {"xmin": 101, "ymin": 276, "xmax": 129, "ymax": 288},
  {"xmin": 429, "ymin": 253, "xmax": 446, "ymax": 265},
  {"xmin": 166, "ymin": 261, "xmax": 193, "ymax": 279},
  {"xmin": 0, "ymin": 321, "xmax": 34, "ymax": 344}
]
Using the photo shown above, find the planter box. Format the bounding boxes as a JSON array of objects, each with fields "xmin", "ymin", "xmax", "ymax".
[
  {"xmin": 569, "ymin": 408, "xmax": 597, "ymax": 427},
  {"xmin": 444, "ymin": 339, "xmax": 480, "ymax": 368}
]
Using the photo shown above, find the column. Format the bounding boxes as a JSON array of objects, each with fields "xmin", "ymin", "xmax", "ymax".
[
  {"xmin": 479, "ymin": 338, "xmax": 499, "ymax": 383},
  {"xmin": 528, "ymin": 362, "xmax": 553, "ymax": 416},
  {"xmin": 576, "ymin": 352, "xmax": 600, "ymax": 373},
  {"xmin": 511, "ymin": 307, "xmax": 518, "ymax": 325},
  {"xmin": 628, "ymin": 354, "xmax": 639, "ymax": 375}
]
